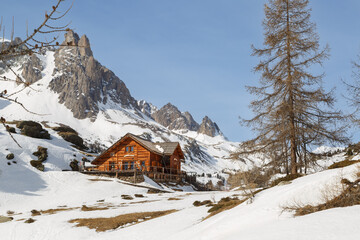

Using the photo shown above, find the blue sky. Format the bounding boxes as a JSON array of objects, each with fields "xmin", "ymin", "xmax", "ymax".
[{"xmin": 2, "ymin": 1, "xmax": 360, "ymax": 142}]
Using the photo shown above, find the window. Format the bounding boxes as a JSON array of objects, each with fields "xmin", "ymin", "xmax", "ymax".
[
  {"xmin": 123, "ymin": 161, "xmax": 128, "ymax": 170},
  {"xmin": 130, "ymin": 161, "xmax": 134, "ymax": 170},
  {"xmin": 125, "ymin": 146, "xmax": 135, "ymax": 152}
]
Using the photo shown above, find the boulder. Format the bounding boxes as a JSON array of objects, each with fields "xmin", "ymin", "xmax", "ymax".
[
  {"xmin": 16, "ymin": 121, "xmax": 42, "ymax": 129},
  {"xmin": 69, "ymin": 159, "xmax": 79, "ymax": 171},
  {"xmin": 6, "ymin": 153, "xmax": 14, "ymax": 160},
  {"xmin": 30, "ymin": 160, "xmax": 44, "ymax": 171},
  {"xmin": 33, "ymin": 146, "xmax": 48, "ymax": 162},
  {"xmin": 52, "ymin": 126, "xmax": 77, "ymax": 134},
  {"xmin": 58, "ymin": 132, "xmax": 86, "ymax": 149}
]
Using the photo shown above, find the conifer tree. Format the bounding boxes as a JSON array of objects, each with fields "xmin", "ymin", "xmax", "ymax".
[{"xmin": 243, "ymin": 0, "xmax": 347, "ymax": 174}]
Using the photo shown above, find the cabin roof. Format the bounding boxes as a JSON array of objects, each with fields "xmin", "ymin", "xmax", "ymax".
[{"xmin": 92, "ymin": 133, "xmax": 184, "ymax": 165}]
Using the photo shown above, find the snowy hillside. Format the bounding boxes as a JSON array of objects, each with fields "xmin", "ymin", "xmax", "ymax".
[{"xmin": 1, "ymin": 132, "xmax": 359, "ymax": 239}]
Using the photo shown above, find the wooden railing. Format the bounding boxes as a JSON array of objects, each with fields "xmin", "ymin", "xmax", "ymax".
[{"xmin": 82, "ymin": 164, "xmax": 197, "ymax": 184}]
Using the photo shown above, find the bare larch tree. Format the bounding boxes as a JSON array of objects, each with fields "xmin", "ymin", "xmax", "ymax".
[{"xmin": 242, "ymin": 0, "xmax": 348, "ymax": 174}]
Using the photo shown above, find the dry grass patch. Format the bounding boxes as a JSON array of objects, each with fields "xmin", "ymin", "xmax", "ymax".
[
  {"xmin": 168, "ymin": 197, "xmax": 182, "ymax": 201},
  {"xmin": 69, "ymin": 210, "xmax": 177, "ymax": 232},
  {"xmin": 204, "ymin": 197, "xmax": 246, "ymax": 220},
  {"xmin": 129, "ymin": 200, "xmax": 159, "ymax": 205},
  {"xmin": 193, "ymin": 200, "xmax": 213, "ymax": 207},
  {"xmin": 328, "ymin": 160, "xmax": 360, "ymax": 169},
  {"xmin": 31, "ymin": 207, "xmax": 78, "ymax": 216},
  {"xmin": 0, "ymin": 216, "xmax": 13, "ymax": 223},
  {"xmin": 88, "ymin": 178, "xmax": 112, "ymax": 182},
  {"xmin": 81, "ymin": 205, "xmax": 109, "ymax": 212}
]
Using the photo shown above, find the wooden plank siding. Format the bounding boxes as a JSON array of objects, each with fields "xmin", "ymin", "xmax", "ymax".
[{"xmin": 97, "ymin": 139, "xmax": 151, "ymax": 171}]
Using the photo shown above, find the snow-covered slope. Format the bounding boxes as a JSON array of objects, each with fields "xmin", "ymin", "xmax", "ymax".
[{"xmin": 1, "ymin": 134, "xmax": 359, "ymax": 240}]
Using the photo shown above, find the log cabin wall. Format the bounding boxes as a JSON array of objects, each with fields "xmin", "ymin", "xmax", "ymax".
[
  {"xmin": 170, "ymin": 145, "xmax": 182, "ymax": 171},
  {"xmin": 97, "ymin": 138, "xmax": 151, "ymax": 171}
]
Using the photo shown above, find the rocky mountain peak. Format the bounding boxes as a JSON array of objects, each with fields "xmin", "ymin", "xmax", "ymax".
[
  {"xmin": 63, "ymin": 30, "xmax": 80, "ymax": 46},
  {"xmin": 78, "ymin": 34, "xmax": 93, "ymax": 57},
  {"xmin": 137, "ymin": 100, "xmax": 158, "ymax": 118},
  {"xmin": 198, "ymin": 116, "xmax": 221, "ymax": 137},
  {"xmin": 152, "ymin": 103, "xmax": 199, "ymax": 132},
  {"xmin": 48, "ymin": 31, "xmax": 139, "ymax": 119}
]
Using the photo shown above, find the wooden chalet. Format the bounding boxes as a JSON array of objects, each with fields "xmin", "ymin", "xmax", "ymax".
[{"xmin": 90, "ymin": 133, "xmax": 186, "ymax": 182}]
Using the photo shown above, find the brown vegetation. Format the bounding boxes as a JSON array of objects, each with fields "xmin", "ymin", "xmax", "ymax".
[
  {"xmin": 69, "ymin": 210, "xmax": 177, "ymax": 232},
  {"xmin": 81, "ymin": 205, "xmax": 109, "ymax": 212},
  {"xmin": 193, "ymin": 200, "xmax": 213, "ymax": 207},
  {"xmin": 328, "ymin": 160, "xmax": 360, "ymax": 169},
  {"xmin": 204, "ymin": 197, "xmax": 246, "ymax": 220},
  {"xmin": 31, "ymin": 207, "xmax": 78, "ymax": 216}
]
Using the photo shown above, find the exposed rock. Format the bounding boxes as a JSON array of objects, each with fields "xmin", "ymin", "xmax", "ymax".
[
  {"xmin": 69, "ymin": 159, "xmax": 79, "ymax": 171},
  {"xmin": 16, "ymin": 121, "xmax": 42, "ymax": 129},
  {"xmin": 6, "ymin": 153, "xmax": 14, "ymax": 160},
  {"xmin": 49, "ymin": 30, "xmax": 139, "ymax": 119},
  {"xmin": 137, "ymin": 100, "xmax": 158, "ymax": 118},
  {"xmin": 16, "ymin": 121, "xmax": 50, "ymax": 139},
  {"xmin": 58, "ymin": 132, "xmax": 86, "ymax": 149},
  {"xmin": 52, "ymin": 125, "xmax": 77, "ymax": 134},
  {"xmin": 22, "ymin": 125, "xmax": 50, "ymax": 139},
  {"xmin": 30, "ymin": 160, "xmax": 44, "ymax": 171},
  {"xmin": 78, "ymin": 35, "xmax": 93, "ymax": 57},
  {"xmin": 24, "ymin": 218, "xmax": 36, "ymax": 224},
  {"xmin": 197, "ymin": 116, "xmax": 221, "ymax": 137},
  {"xmin": 21, "ymin": 54, "xmax": 43, "ymax": 84},
  {"xmin": 5, "ymin": 125, "xmax": 16, "ymax": 133},
  {"xmin": 152, "ymin": 103, "xmax": 199, "ymax": 131},
  {"xmin": 33, "ymin": 146, "xmax": 48, "ymax": 162}
]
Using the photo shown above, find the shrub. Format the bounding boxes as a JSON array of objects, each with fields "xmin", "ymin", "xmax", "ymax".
[
  {"xmin": 134, "ymin": 194, "xmax": 144, "ymax": 198},
  {"xmin": 6, "ymin": 153, "xmax": 14, "ymax": 160},
  {"xmin": 346, "ymin": 148, "xmax": 353, "ymax": 156}
]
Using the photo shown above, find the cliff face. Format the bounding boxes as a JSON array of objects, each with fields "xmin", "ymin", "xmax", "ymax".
[
  {"xmin": 48, "ymin": 30, "xmax": 139, "ymax": 119},
  {"xmin": 198, "ymin": 116, "xmax": 221, "ymax": 137}
]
